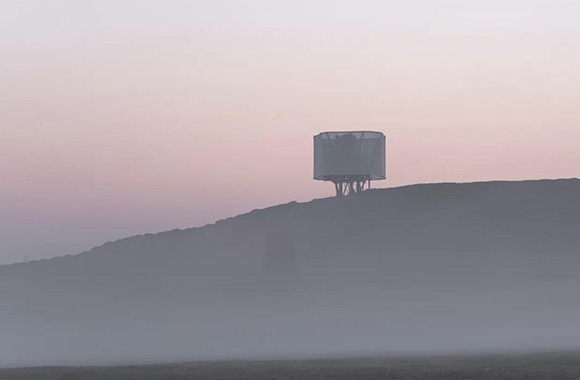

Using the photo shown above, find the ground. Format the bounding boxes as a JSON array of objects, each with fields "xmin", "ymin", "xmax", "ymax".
[{"xmin": 2, "ymin": 351, "xmax": 580, "ymax": 380}]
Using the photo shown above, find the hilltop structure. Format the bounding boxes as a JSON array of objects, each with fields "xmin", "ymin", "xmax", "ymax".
[{"xmin": 313, "ymin": 131, "xmax": 386, "ymax": 196}]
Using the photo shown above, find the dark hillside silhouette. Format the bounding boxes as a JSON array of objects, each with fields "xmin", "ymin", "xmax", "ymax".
[{"xmin": 1, "ymin": 179, "xmax": 579, "ymax": 366}]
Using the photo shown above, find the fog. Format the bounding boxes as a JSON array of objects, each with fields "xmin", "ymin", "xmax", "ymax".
[{"xmin": 0, "ymin": 179, "xmax": 579, "ymax": 367}]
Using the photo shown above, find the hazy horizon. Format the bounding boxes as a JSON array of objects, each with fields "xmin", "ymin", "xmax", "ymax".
[{"xmin": 2, "ymin": 1, "xmax": 580, "ymax": 264}]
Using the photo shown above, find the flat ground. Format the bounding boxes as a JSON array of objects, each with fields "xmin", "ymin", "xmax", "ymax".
[{"xmin": 2, "ymin": 352, "xmax": 580, "ymax": 380}]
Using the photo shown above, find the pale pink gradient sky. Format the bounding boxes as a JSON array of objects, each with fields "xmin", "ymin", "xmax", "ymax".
[{"xmin": 1, "ymin": 1, "xmax": 579, "ymax": 263}]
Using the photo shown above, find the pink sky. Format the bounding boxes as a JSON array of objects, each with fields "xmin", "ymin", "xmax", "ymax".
[{"xmin": 1, "ymin": 1, "xmax": 579, "ymax": 263}]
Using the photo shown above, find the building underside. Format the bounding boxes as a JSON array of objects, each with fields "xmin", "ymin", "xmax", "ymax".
[{"xmin": 325, "ymin": 175, "xmax": 372, "ymax": 196}]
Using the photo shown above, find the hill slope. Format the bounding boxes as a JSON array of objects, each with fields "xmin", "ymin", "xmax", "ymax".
[{"xmin": 1, "ymin": 179, "xmax": 579, "ymax": 366}]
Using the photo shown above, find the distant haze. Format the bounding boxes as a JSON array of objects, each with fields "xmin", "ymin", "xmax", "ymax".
[{"xmin": 2, "ymin": 1, "xmax": 580, "ymax": 263}]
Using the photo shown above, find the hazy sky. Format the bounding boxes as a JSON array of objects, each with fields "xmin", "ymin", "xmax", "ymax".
[{"xmin": 2, "ymin": 1, "xmax": 580, "ymax": 264}]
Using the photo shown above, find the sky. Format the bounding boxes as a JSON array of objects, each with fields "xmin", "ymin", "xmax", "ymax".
[{"xmin": 1, "ymin": 0, "xmax": 580, "ymax": 264}]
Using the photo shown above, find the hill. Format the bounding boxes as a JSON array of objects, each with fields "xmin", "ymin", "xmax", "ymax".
[{"xmin": 1, "ymin": 179, "xmax": 579, "ymax": 366}]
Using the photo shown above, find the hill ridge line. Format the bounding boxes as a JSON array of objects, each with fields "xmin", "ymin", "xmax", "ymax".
[{"xmin": 3, "ymin": 177, "xmax": 578, "ymax": 268}]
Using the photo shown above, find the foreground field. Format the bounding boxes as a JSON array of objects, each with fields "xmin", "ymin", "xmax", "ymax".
[{"xmin": 2, "ymin": 352, "xmax": 580, "ymax": 380}]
